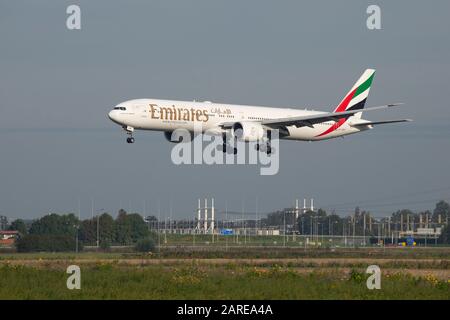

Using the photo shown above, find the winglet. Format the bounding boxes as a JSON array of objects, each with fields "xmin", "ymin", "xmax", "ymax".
[{"xmin": 387, "ymin": 103, "xmax": 405, "ymax": 107}]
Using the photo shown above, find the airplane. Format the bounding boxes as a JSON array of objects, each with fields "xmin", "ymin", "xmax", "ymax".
[{"xmin": 108, "ymin": 69, "xmax": 410, "ymax": 154}]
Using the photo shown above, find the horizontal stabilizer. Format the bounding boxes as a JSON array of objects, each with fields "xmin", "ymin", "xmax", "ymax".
[{"xmin": 351, "ymin": 119, "xmax": 412, "ymax": 127}]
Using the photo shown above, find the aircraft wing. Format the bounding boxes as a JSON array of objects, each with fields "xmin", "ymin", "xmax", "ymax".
[
  {"xmin": 260, "ymin": 103, "xmax": 404, "ymax": 129},
  {"xmin": 351, "ymin": 119, "xmax": 412, "ymax": 127}
]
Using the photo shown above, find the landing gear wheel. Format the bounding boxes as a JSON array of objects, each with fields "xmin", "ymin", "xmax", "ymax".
[
  {"xmin": 221, "ymin": 132, "xmax": 237, "ymax": 154},
  {"xmin": 266, "ymin": 130, "xmax": 272, "ymax": 155},
  {"xmin": 126, "ymin": 137, "xmax": 135, "ymax": 144},
  {"xmin": 224, "ymin": 146, "xmax": 238, "ymax": 155}
]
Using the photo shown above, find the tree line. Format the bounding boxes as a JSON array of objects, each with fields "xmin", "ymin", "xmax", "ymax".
[{"xmin": 10, "ymin": 209, "xmax": 154, "ymax": 252}]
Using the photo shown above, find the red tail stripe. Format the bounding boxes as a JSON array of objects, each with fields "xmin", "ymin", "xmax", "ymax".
[{"xmin": 334, "ymin": 88, "xmax": 357, "ymax": 113}]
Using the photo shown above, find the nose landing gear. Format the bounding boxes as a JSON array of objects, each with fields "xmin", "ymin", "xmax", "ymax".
[{"xmin": 123, "ymin": 126, "xmax": 135, "ymax": 144}]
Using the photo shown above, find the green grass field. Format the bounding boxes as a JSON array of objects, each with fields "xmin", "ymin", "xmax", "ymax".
[
  {"xmin": 2, "ymin": 245, "xmax": 449, "ymax": 260},
  {"xmin": 1, "ymin": 247, "xmax": 449, "ymax": 300},
  {"xmin": 0, "ymin": 262, "xmax": 448, "ymax": 299}
]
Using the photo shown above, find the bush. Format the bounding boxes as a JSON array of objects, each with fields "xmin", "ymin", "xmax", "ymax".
[
  {"xmin": 135, "ymin": 237, "xmax": 155, "ymax": 253},
  {"xmin": 348, "ymin": 269, "xmax": 365, "ymax": 283},
  {"xmin": 16, "ymin": 234, "xmax": 81, "ymax": 252}
]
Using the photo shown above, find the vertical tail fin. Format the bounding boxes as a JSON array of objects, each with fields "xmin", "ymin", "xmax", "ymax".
[{"xmin": 334, "ymin": 69, "xmax": 375, "ymax": 119}]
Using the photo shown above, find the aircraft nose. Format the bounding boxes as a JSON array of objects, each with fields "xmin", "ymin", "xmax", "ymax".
[
  {"xmin": 108, "ymin": 110, "xmax": 119, "ymax": 120},
  {"xmin": 108, "ymin": 110, "xmax": 120, "ymax": 123}
]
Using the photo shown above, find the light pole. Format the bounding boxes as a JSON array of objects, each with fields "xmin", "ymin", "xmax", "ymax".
[
  {"xmin": 319, "ymin": 222, "xmax": 324, "ymax": 245},
  {"xmin": 328, "ymin": 217, "xmax": 331, "ymax": 236},
  {"xmin": 283, "ymin": 210, "xmax": 286, "ymax": 247},
  {"xmin": 164, "ymin": 216, "xmax": 167, "ymax": 244},
  {"xmin": 157, "ymin": 201, "xmax": 161, "ymax": 252},
  {"xmin": 331, "ymin": 221, "xmax": 338, "ymax": 247},
  {"xmin": 315, "ymin": 217, "xmax": 318, "ymax": 244},
  {"xmin": 74, "ymin": 223, "xmax": 79, "ymax": 253},
  {"xmin": 349, "ymin": 220, "xmax": 353, "ymax": 247},
  {"xmin": 343, "ymin": 222, "xmax": 346, "ymax": 247},
  {"xmin": 352, "ymin": 216, "xmax": 356, "ymax": 248},
  {"xmin": 193, "ymin": 213, "xmax": 196, "ymax": 247},
  {"xmin": 76, "ymin": 199, "xmax": 80, "ymax": 253},
  {"xmin": 377, "ymin": 222, "xmax": 381, "ymax": 246},
  {"xmin": 97, "ymin": 214, "xmax": 99, "ymax": 248},
  {"xmin": 96, "ymin": 208, "xmax": 104, "ymax": 248},
  {"xmin": 332, "ymin": 221, "xmax": 338, "ymax": 236},
  {"xmin": 363, "ymin": 213, "xmax": 366, "ymax": 246}
]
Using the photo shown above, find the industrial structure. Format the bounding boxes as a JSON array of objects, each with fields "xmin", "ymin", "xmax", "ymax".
[
  {"xmin": 143, "ymin": 197, "xmax": 447, "ymax": 247},
  {"xmin": 146, "ymin": 198, "xmax": 315, "ymax": 236}
]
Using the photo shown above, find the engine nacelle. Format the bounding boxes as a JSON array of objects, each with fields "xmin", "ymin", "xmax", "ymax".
[
  {"xmin": 164, "ymin": 131, "xmax": 192, "ymax": 143},
  {"xmin": 232, "ymin": 122, "xmax": 265, "ymax": 142}
]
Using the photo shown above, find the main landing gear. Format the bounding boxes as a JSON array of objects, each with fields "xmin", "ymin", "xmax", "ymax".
[
  {"xmin": 221, "ymin": 133, "xmax": 238, "ymax": 154},
  {"xmin": 256, "ymin": 143, "xmax": 272, "ymax": 155},
  {"xmin": 255, "ymin": 130, "xmax": 273, "ymax": 155},
  {"xmin": 124, "ymin": 126, "xmax": 135, "ymax": 144},
  {"xmin": 220, "ymin": 130, "xmax": 273, "ymax": 155}
]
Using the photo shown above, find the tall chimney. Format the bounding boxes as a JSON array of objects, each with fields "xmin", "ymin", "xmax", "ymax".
[
  {"xmin": 303, "ymin": 198, "xmax": 306, "ymax": 214},
  {"xmin": 310, "ymin": 198, "xmax": 314, "ymax": 211},
  {"xmin": 295, "ymin": 199, "xmax": 299, "ymax": 219}
]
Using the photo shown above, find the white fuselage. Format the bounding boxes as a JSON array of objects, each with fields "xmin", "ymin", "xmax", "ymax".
[{"xmin": 108, "ymin": 99, "xmax": 368, "ymax": 141}]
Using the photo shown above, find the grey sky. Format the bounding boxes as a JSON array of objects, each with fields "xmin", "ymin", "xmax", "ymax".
[{"xmin": 1, "ymin": 0, "xmax": 449, "ymax": 220}]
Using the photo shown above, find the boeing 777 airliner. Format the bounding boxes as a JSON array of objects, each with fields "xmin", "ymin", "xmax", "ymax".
[{"xmin": 108, "ymin": 69, "xmax": 410, "ymax": 154}]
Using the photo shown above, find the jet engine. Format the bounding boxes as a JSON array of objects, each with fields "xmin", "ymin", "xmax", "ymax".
[
  {"xmin": 163, "ymin": 131, "xmax": 192, "ymax": 143},
  {"xmin": 232, "ymin": 122, "xmax": 265, "ymax": 142}
]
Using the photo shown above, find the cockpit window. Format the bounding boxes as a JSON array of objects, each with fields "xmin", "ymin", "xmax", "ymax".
[{"xmin": 113, "ymin": 107, "xmax": 127, "ymax": 110}]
